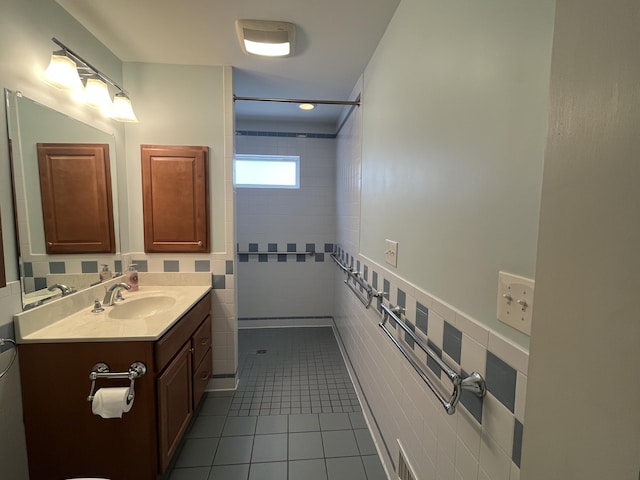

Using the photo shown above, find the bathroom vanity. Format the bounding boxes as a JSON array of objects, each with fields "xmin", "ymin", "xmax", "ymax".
[{"xmin": 15, "ymin": 282, "xmax": 212, "ymax": 480}]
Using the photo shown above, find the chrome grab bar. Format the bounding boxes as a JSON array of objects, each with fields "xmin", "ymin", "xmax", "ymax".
[
  {"xmin": 379, "ymin": 303, "xmax": 486, "ymax": 415},
  {"xmin": 0, "ymin": 338, "xmax": 17, "ymax": 380},
  {"xmin": 331, "ymin": 253, "xmax": 383, "ymax": 308},
  {"xmin": 87, "ymin": 361, "xmax": 147, "ymax": 402}
]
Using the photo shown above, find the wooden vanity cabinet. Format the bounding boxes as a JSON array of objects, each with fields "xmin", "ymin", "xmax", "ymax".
[
  {"xmin": 155, "ymin": 294, "xmax": 213, "ymax": 472},
  {"xmin": 18, "ymin": 290, "xmax": 212, "ymax": 480}
]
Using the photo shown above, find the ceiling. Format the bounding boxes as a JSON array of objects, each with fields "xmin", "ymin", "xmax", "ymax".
[{"xmin": 56, "ymin": 0, "xmax": 400, "ymax": 127}]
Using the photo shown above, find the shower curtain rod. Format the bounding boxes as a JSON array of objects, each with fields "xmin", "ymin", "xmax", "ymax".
[{"xmin": 233, "ymin": 95, "xmax": 360, "ymax": 106}]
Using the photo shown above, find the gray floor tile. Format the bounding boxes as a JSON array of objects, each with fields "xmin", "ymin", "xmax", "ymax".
[
  {"xmin": 213, "ymin": 436, "xmax": 254, "ymax": 465},
  {"xmin": 248, "ymin": 461, "xmax": 288, "ymax": 480},
  {"xmin": 354, "ymin": 429, "xmax": 377, "ymax": 455},
  {"xmin": 325, "ymin": 457, "xmax": 367, "ymax": 480},
  {"xmin": 288, "ymin": 459, "xmax": 328, "ymax": 480},
  {"xmin": 187, "ymin": 415, "xmax": 226, "ymax": 438},
  {"xmin": 319, "ymin": 412, "xmax": 351, "ymax": 431},
  {"xmin": 361, "ymin": 455, "xmax": 388, "ymax": 480},
  {"xmin": 200, "ymin": 396, "xmax": 233, "ymax": 416},
  {"xmin": 348, "ymin": 411, "xmax": 367, "ymax": 429},
  {"xmin": 251, "ymin": 433, "xmax": 288, "ymax": 462},
  {"xmin": 175, "ymin": 438, "xmax": 219, "ymax": 467},
  {"xmin": 208, "ymin": 463, "xmax": 249, "ymax": 480},
  {"xmin": 322, "ymin": 430, "xmax": 360, "ymax": 458},
  {"xmin": 168, "ymin": 466, "xmax": 211, "ymax": 480},
  {"xmin": 288, "ymin": 431, "xmax": 324, "ymax": 460},
  {"xmin": 289, "ymin": 413, "xmax": 320, "ymax": 432},
  {"xmin": 222, "ymin": 416, "xmax": 257, "ymax": 436},
  {"xmin": 256, "ymin": 415, "xmax": 288, "ymax": 434}
]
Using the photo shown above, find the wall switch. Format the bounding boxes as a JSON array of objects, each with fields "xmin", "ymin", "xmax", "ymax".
[
  {"xmin": 385, "ymin": 239, "xmax": 398, "ymax": 267},
  {"xmin": 497, "ymin": 271, "xmax": 534, "ymax": 335}
]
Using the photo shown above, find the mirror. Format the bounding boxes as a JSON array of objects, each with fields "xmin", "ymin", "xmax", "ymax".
[{"xmin": 4, "ymin": 89, "xmax": 122, "ymax": 309}]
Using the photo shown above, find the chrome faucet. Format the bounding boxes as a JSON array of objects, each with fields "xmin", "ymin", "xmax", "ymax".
[
  {"xmin": 48, "ymin": 283, "xmax": 75, "ymax": 296},
  {"xmin": 103, "ymin": 282, "xmax": 131, "ymax": 306}
]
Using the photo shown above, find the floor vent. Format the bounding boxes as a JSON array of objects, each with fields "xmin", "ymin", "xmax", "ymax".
[{"xmin": 397, "ymin": 439, "xmax": 418, "ymax": 480}]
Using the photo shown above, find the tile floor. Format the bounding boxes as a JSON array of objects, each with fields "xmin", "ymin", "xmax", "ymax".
[{"xmin": 165, "ymin": 327, "xmax": 387, "ymax": 480}]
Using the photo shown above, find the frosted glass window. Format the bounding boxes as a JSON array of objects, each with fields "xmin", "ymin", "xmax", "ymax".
[{"xmin": 234, "ymin": 154, "xmax": 300, "ymax": 188}]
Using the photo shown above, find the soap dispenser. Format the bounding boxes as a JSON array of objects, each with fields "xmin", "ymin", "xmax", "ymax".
[
  {"xmin": 126, "ymin": 264, "xmax": 139, "ymax": 292},
  {"xmin": 99, "ymin": 264, "xmax": 113, "ymax": 281}
]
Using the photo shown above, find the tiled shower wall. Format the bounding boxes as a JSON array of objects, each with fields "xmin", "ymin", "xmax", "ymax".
[
  {"xmin": 333, "ymin": 98, "xmax": 527, "ymax": 480},
  {"xmin": 235, "ymin": 130, "xmax": 336, "ymax": 321}
]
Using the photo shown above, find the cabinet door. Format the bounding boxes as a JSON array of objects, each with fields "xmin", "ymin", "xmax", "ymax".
[
  {"xmin": 141, "ymin": 145, "xmax": 209, "ymax": 253},
  {"xmin": 157, "ymin": 342, "xmax": 193, "ymax": 473},
  {"xmin": 37, "ymin": 143, "xmax": 115, "ymax": 253}
]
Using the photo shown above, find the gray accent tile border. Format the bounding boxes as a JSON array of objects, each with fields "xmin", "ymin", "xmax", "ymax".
[
  {"xmin": 195, "ymin": 260, "xmax": 210, "ymax": 272},
  {"xmin": 164, "ymin": 260, "xmax": 179, "ymax": 272},
  {"xmin": 486, "ymin": 351, "xmax": 517, "ymax": 413},
  {"xmin": 81, "ymin": 261, "xmax": 98, "ymax": 273},
  {"xmin": 443, "ymin": 322, "xmax": 462, "ymax": 365},
  {"xmin": 49, "ymin": 261, "xmax": 65, "ymax": 274}
]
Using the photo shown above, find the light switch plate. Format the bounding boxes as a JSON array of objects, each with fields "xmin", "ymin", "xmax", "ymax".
[
  {"xmin": 497, "ymin": 271, "xmax": 534, "ymax": 335},
  {"xmin": 385, "ymin": 239, "xmax": 398, "ymax": 267}
]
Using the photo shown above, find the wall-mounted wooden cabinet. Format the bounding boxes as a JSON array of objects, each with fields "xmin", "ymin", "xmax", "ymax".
[
  {"xmin": 37, "ymin": 143, "xmax": 115, "ymax": 254},
  {"xmin": 141, "ymin": 145, "xmax": 210, "ymax": 253}
]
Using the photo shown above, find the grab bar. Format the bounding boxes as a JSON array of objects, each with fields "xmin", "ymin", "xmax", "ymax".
[
  {"xmin": 331, "ymin": 253, "xmax": 383, "ymax": 308},
  {"xmin": 330, "ymin": 252, "xmax": 352, "ymax": 273},
  {"xmin": 87, "ymin": 361, "xmax": 147, "ymax": 402},
  {"xmin": 379, "ymin": 303, "xmax": 486, "ymax": 415}
]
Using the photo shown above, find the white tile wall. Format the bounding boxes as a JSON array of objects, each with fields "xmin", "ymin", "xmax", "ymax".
[
  {"xmin": 333, "ymin": 89, "xmax": 527, "ymax": 480},
  {"xmin": 235, "ymin": 131, "xmax": 337, "ymax": 320}
]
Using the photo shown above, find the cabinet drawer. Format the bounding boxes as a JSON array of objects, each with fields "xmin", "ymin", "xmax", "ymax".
[
  {"xmin": 155, "ymin": 291, "xmax": 211, "ymax": 372},
  {"xmin": 192, "ymin": 315, "xmax": 212, "ymax": 368},
  {"xmin": 193, "ymin": 346, "xmax": 212, "ymax": 409}
]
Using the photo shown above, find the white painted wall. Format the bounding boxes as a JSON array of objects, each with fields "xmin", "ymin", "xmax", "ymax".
[
  {"xmin": 235, "ymin": 130, "xmax": 336, "ymax": 319},
  {"xmin": 359, "ymin": 0, "xmax": 556, "ymax": 349},
  {"xmin": 522, "ymin": 1, "xmax": 640, "ymax": 478}
]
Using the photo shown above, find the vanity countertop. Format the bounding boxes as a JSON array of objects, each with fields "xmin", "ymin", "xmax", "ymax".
[{"xmin": 15, "ymin": 284, "xmax": 211, "ymax": 343}]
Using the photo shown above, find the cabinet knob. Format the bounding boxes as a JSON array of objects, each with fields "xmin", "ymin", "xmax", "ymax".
[
  {"xmin": 200, "ymin": 338, "xmax": 209, "ymax": 345},
  {"xmin": 197, "ymin": 241, "xmax": 203, "ymax": 247},
  {"xmin": 47, "ymin": 242, "xmax": 53, "ymax": 247},
  {"xmin": 189, "ymin": 347, "xmax": 195, "ymax": 354},
  {"xmin": 200, "ymin": 374, "xmax": 209, "ymax": 381}
]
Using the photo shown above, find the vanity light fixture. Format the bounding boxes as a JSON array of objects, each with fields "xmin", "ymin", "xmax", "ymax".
[
  {"xmin": 236, "ymin": 20, "xmax": 296, "ymax": 57},
  {"xmin": 84, "ymin": 76, "xmax": 112, "ymax": 110},
  {"xmin": 43, "ymin": 50, "xmax": 83, "ymax": 90},
  {"xmin": 43, "ymin": 38, "xmax": 138, "ymax": 122}
]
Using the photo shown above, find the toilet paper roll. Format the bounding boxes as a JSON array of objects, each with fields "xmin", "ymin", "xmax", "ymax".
[{"xmin": 91, "ymin": 387, "xmax": 134, "ymax": 419}]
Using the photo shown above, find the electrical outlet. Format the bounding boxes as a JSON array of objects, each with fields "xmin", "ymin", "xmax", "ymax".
[
  {"xmin": 497, "ymin": 271, "xmax": 534, "ymax": 335},
  {"xmin": 385, "ymin": 239, "xmax": 398, "ymax": 267}
]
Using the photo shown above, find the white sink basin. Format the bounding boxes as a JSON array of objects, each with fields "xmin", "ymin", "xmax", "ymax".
[{"xmin": 107, "ymin": 294, "xmax": 177, "ymax": 320}]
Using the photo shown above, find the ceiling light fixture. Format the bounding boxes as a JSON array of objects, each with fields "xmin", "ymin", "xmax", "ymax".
[
  {"xmin": 299, "ymin": 103, "xmax": 315, "ymax": 111},
  {"xmin": 43, "ymin": 37, "xmax": 138, "ymax": 122},
  {"xmin": 236, "ymin": 20, "xmax": 296, "ymax": 57}
]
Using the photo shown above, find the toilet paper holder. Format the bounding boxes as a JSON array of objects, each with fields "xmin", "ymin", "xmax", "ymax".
[{"xmin": 87, "ymin": 361, "xmax": 147, "ymax": 402}]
